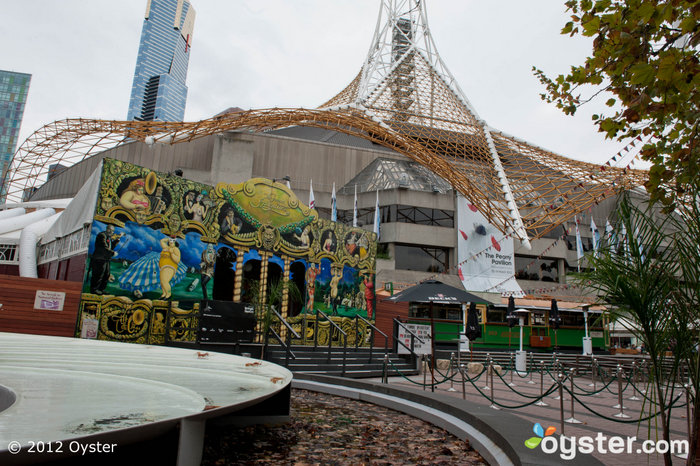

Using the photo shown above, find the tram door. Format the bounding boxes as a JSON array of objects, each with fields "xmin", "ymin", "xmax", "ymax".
[{"xmin": 530, "ymin": 310, "xmax": 550, "ymax": 348}]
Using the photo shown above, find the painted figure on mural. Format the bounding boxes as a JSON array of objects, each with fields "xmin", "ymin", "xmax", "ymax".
[
  {"xmin": 329, "ymin": 266, "xmax": 342, "ymax": 315},
  {"xmin": 363, "ymin": 273, "xmax": 375, "ymax": 319},
  {"xmin": 345, "ymin": 231, "xmax": 359, "ymax": 256},
  {"xmin": 159, "ymin": 238, "xmax": 181, "ymax": 299},
  {"xmin": 90, "ymin": 224, "xmax": 122, "ymax": 295},
  {"xmin": 305, "ymin": 263, "xmax": 319, "ymax": 311},
  {"xmin": 148, "ymin": 185, "xmax": 167, "ymax": 215},
  {"xmin": 119, "ymin": 178, "xmax": 151, "ymax": 212},
  {"xmin": 321, "ymin": 230, "xmax": 337, "ymax": 254},
  {"xmin": 294, "ymin": 225, "xmax": 312, "ymax": 248},
  {"xmin": 200, "ymin": 243, "xmax": 216, "ymax": 301},
  {"xmin": 220, "ymin": 207, "xmax": 241, "ymax": 237},
  {"xmin": 185, "ymin": 191, "xmax": 208, "ymax": 223}
]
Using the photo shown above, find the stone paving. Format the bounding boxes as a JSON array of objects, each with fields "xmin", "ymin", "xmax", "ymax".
[{"xmin": 378, "ymin": 363, "xmax": 692, "ymax": 466}]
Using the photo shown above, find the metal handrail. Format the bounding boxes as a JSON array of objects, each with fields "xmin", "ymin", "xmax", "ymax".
[
  {"xmin": 261, "ymin": 306, "xmax": 300, "ymax": 367},
  {"xmin": 266, "ymin": 327, "xmax": 297, "ymax": 367},
  {"xmin": 314, "ymin": 309, "xmax": 348, "ymax": 376},
  {"xmin": 269, "ymin": 306, "xmax": 302, "ymax": 339},
  {"xmin": 355, "ymin": 314, "xmax": 388, "ymax": 362}
]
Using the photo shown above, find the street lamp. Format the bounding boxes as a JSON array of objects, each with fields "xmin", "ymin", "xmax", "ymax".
[{"xmin": 514, "ymin": 308, "xmax": 530, "ymax": 372}]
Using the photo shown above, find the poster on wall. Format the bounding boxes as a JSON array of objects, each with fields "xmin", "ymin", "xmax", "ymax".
[
  {"xmin": 456, "ymin": 195, "xmax": 524, "ymax": 297},
  {"xmin": 397, "ymin": 323, "xmax": 431, "ymax": 355}
]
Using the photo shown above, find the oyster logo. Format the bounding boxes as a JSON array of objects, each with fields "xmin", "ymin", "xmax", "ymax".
[{"xmin": 524, "ymin": 423, "xmax": 556, "ymax": 449}]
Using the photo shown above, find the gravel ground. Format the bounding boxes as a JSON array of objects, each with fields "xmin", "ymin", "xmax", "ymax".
[{"xmin": 202, "ymin": 389, "xmax": 488, "ymax": 465}]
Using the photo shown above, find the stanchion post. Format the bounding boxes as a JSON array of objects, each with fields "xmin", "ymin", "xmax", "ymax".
[
  {"xmin": 565, "ymin": 368, "xmax": 582, "ymax": 423},
  {"xmin": 536, "ymin": 360, "xmax": 548, "ymax": 406},
  {"xmin": 382, "ymin": 353, "xmax": 389, "ymax": 384},
  {"xmin": 629, "ymin": 361, "xmax": 640, "ymax": 400},
  {"xmin": 489, "ymin": 360, "xmax": 500, "ymax": 410},
  {"xmin": 558, "ymin": 372, "xmax": 565, "ymax": 436},
  {"xmin": 448, "ymin": 352, "xmax": 457, "ymax": 392},
  {"xmin": 484, "ymin": 355, "xmax": 491, "ymax": 390},
  {"xmin": 528, "ymin": 352, "xmax": 535, "ymax": 384},
  {"xmin": 422, "ymin": 354, "xmax": 427, "ymax": 391},
  {"xmin": 613, "ymin": 364, "xmax": 630, "ymax": 418},
  {"xmin": 460, "ymin": 364, "xmax": 466, "ymax": 400},
  {"xmin": 509, "ymin": 352, "xmax": 516, "ymax": 386},
  {"xmin": 685, "ymin": 384, "xmax": 692, "ymax": 442}
]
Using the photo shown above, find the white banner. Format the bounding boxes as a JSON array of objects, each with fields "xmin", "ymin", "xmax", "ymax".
[
  {"xmin": 397, "ymin": 323, "xmax": 431, "ymax": 355},
  {"xmin": 456, "ymin": 195, "xmax": 523, "ymax": 296}
]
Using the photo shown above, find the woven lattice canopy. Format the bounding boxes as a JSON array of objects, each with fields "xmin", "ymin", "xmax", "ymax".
[{"xmin": 3, "ymin": 0, "xmax": 647, "ymax": 245}]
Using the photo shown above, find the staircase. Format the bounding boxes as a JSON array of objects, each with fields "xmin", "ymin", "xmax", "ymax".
[{"xmin": 264, "ymin": 345, "xmax": 419, "ymax": 378}]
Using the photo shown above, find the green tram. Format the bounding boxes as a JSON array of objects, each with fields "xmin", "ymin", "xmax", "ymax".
[{"xmin": 404, "ymin": 302, "xmax": 610, "ymax": 352}]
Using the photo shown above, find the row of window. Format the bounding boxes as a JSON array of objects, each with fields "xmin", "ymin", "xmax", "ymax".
[{"xmin": 316, "ymin": 204, "xmax": 454, "ymax": 228}]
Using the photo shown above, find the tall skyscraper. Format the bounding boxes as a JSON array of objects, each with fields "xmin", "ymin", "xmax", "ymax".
[
  {"xmin": 0, "ymin": 70, "xmax": 31, "ymax": 199},
  {"xmin": 127, "ymin": 0, "xmax": 195, "ymax": 122}
]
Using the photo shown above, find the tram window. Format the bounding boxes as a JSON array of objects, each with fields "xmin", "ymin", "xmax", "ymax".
[
  {"xmin": 531, "ymin": 312, "xmax": 546, "ymax": 325},
  {"xmin": 561, "ymin": 312, "xmax": 585, "ymax": 327},
  {"xmin": 447, "ymin": 309, "xmax": 462, "ymax": 320},
  {"xmin": 487, "ymin": 309, "xmax": 507, "ymax": 323}
]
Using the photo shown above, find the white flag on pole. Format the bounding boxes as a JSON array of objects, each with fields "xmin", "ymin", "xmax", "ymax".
[
  {"xmin": 590, "ymin": 217, "xmax": 600, "ymax": 258},
  {"xmin": 373, "ymin": 190, "xmax": 380, "ymax": 239},
  {"xmin": 308, "ymin": 179, "xmax": 315, "ymax": 209},
  {"xmin": 353, "ymin": 185, "xmax": 358, "ymax": 227},
  {"xmin": 331, "ymin": 182, "xmax": 337, "ymax": 222}
]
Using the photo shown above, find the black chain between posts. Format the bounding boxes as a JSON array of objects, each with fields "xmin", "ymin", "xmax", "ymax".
[{"xmin": 385, "ymin": 354, "xmax": 690, "ymax": 425}]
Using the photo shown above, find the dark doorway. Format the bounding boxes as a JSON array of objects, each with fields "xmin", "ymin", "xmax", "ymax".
[
  {"xmin": 241, "ymin": 259, "xmax": 261, "ymax": 304},
  {"xmin": 212, "ymin": 247, "xmax": 236, "ymax": 301},
  {"xmin": 289, "ymin": 261, "xmax": 306, "ymax": 317}
]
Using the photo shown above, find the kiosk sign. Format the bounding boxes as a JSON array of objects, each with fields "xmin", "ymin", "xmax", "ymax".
[
  {"xmin": 34, "ymin": 290, "xmax": 66, "ymax": 311},
  {"xmin": 397, "ymin": 323, "xmax": 431, "ymax": 355}
]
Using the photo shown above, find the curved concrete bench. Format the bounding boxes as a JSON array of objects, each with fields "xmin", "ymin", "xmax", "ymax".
[{"xmin": 293, "ymin": 374, "xmax": 603, "ymax": 466}]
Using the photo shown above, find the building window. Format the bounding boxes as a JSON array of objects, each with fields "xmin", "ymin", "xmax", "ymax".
[
  {"xmin": 515, "ymin": 256, "xmax": 559, "ymax": 282},
  {"xmin": 394, "ymin": 243, "xmax": 449, "ymax": 273},
  {"xmin": 0, "ymin": 244, "xmax": 17, "ymax": 262}
]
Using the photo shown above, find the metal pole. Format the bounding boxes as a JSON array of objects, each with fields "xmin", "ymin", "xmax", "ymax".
[
  {"xmin": 484, "ymin": 353, "xmax": 491, "ymax": 390},
  {"xmin": 460, "ymin": 364, "xmax": 466, "ymax": 400},
  {"xmin": 565, "ymin": 368, "xmax": 582, "ymax": 423},
  {"xmin": 628, "ymin": 361, "xmax": 640, "ymax": 400},
  {"xmin": 382, "ymin": 353, "xmax": 388, "ymax": 384},
  {"xmin": 509, "ymin": 353, "xmax": 516, "ymax": 386},
  {"xmin": 489, "ymin": 360, "xmax": 500, "ymax": 410},
  {"xmin": 613, "ymin": 364, "xmax": 630, "ymax": 418},
  {"xmin": 536, "ymin": 360, "xmax": 548, "ymax": 406},
  {"xmin": 448, "ymin": 352, "xmax": 457, "ymax": 392},
  {"xmin": 558, "ymin": 372, "xmax": 565, "ymax": 436},
  {"xmin": 422, "ymin": 354, "xmax": 427, "ymax": 391}
]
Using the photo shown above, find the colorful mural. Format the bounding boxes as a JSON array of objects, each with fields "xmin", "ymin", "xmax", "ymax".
[{"xmin": 76, "ymin": 159, "xmax": 377, "ymax": 346}]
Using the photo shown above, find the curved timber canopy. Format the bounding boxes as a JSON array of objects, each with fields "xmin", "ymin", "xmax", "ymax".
[{"xmin": 4, "ymin": 0, "xmax": 647, "ymax": 245}]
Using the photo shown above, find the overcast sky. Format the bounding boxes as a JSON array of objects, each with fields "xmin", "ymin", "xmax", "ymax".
[{"xmin": 3, "ymin": 0, "xmax": 640, "ymax": 167}]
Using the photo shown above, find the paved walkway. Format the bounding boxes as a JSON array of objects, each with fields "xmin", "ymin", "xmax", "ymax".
[{"xmin": 375, "ymin": 366, "xmax": 691, "ymax": 466}]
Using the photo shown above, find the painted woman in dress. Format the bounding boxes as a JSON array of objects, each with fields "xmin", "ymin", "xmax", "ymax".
[
  {"xmin": 119, "ymin": 178, "xmax": 150, "ymax": 212},
  {"xmin": 159, "ymin": 237, "xmax": 181, "ymax": 299}
]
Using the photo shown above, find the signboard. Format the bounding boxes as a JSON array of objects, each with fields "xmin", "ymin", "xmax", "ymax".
[
  {"xmin": 456, "ymin": 195, "xmax": 524, "ymax": 296},
  {"xmin": 198, "ymin": 301, "xmax": 256, "ymax": 343},
  {"xmin": 80, "ymin": 317, "xmax": 99, "ymax": 339},
  {"xmin": 397, "ymin": 323, "xmax": 431, "ymax": 355},
  {"xmin": 34, "ymin": 290, "xmax": 65, "ymax": 311}
]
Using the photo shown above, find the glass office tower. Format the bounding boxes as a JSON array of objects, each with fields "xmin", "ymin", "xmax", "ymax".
[
  {"xmin": 0, "ymin": 70, "xmax": 31, "ymax": 199},
  {"xmin": 127, "ymin": 0, "xmax": 196, "ymax": 122}
]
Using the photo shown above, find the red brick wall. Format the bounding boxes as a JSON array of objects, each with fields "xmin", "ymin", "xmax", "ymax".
[{"xmin": 0, "ymin": 274, "xmax": 82, "ymax": 337}]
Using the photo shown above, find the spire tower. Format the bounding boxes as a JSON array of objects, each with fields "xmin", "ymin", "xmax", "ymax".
[{"xmin": 321, "ymin": 0, "xmax": 531, "ymax": 248}]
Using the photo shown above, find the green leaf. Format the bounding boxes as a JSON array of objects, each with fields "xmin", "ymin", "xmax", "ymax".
[
  {"xmin": 629, "ymin": 63, "xmax": 656, "ymax": 86},
  {"xmin": 606, "ymin": 98, "xmax": 616, "ymax": 107},
  {"xmin": 524, "ymin": 437, "xmax": 542, "ymax": 449}
]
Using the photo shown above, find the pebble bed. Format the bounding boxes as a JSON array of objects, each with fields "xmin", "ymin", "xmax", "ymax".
[{"xmin": 202, "ymin": 388, "xmax": 488, "ymax": 465}]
